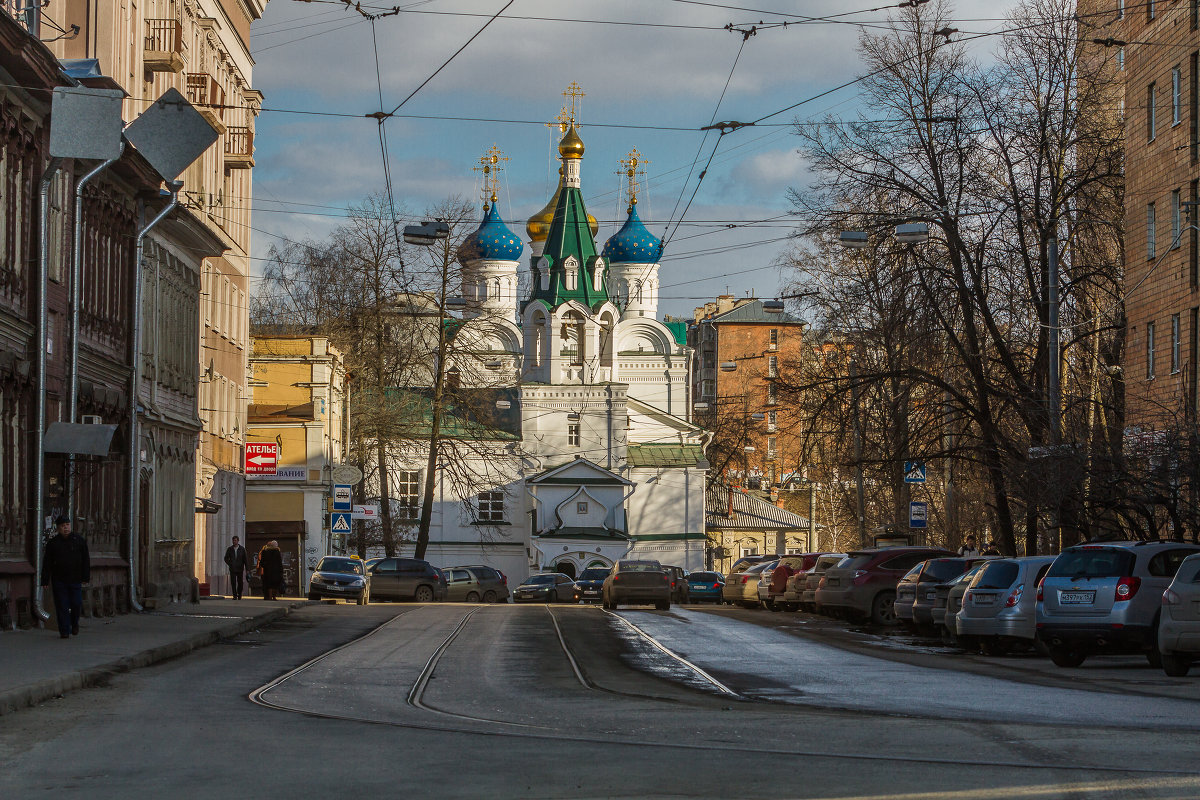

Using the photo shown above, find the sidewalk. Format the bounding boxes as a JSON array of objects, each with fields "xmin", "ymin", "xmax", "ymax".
[{"xmin": 0, "ymin": 596, "xmax": 311, "ymax": 716}]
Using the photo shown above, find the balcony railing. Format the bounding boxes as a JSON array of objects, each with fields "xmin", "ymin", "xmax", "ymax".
[
  {"xmin": 186, "ymin": 73, "xmax": 227, "ymax": 133},
  {"xmin": 225, "ymin": 126, "xmax": 255, "ymax": 168},
  {"xmin": 144, "ymin": 19, "xmax": 185, "ymax": 73}
]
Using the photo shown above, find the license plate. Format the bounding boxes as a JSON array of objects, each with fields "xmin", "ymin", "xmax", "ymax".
[
  {"xmin": 972, "ymin": 594, "xmax": 995, "ymax": 606},
  {"xmin": 1060, "ymin": 590, "xmax": 1095, "ymax": 604},
  {"xmin": 583, "ymin": 589, "xmax": 599, "ymax": 595},
  {"xmin": 926, "ymin": 590, "xmax": 937, "ymax": 601}
]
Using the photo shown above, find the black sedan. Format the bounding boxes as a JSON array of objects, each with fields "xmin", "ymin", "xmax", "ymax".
[
  {"xmin": 573, "ymin": 567, "xmax": 611, "ymax": 603},
  {"xmin": 308, "ymin": 556, "xmax": 370, "ymax": 604},
  {"xmin": 513, "ymin": 573, "xmax": 579, "ymax": 603}
]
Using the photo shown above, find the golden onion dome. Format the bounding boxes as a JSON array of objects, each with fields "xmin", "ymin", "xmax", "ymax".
[
  {"xmin": 526, "ymin": 174, "xmax": 563, "ymax": 243},
  {"xmin": 558, "ymin": 124, "xmax": 585, "ymax": 159}
]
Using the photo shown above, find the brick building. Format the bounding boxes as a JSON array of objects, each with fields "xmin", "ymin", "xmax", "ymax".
[
  {"xmin": 1120, "ymin": 0, "xmax": 1200, "ymax": 428},
  {"xmin": 688, "ymin": 297, "xmax": 808, "ymax": 490}
]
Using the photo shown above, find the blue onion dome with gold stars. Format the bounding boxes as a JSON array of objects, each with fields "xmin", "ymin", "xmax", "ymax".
[
  {"xmin": 602, "ymin": 200, "xmax": 662, "ymax": 263},
  {"xmin": 458, "ymin": 200, "xmax": 524, "ymax": 262}
]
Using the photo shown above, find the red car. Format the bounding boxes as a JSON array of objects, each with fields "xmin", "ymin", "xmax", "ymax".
[
  {"xmin": 766, "ymin": 553, "xmax": 822, "ymax": 611},
  {"xmin": 815, "ymin": 546, "xmax": 954, "ymax": 626}
]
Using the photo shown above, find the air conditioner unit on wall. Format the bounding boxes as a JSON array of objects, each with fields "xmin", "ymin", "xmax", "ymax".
[{"xmin": 81, "ymin": 415, "xmax": 103, "ymax": 425}]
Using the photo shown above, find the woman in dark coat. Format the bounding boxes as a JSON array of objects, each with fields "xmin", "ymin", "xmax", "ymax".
[{"xmin": 257, "ymin": 541, "xmax": 284, "ymax": 600}]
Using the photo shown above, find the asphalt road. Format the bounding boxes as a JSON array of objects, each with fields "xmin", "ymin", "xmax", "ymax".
[{"xmin": 3, "ymin": 601, "xmax": 1199, "ymax": 800}]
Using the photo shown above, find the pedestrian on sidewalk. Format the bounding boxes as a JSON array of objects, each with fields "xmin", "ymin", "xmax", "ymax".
[
  {"xmin": 257, "ymin": 540, "xmax": 284, "ymax": 601},
  {"xmin": 981, "ymin": 540, "xmax": 1001, "ymax": 556},
  {"xmin": 224, "ymin": 536, "xmax": 249, "ymax": 600},
  {"xmin": 957, "ymin": 535, "xmax": 981, "ymax": 557},
  {"xmin": 40, "ymin": 516, "xmax": 90, "ymax": 639}
]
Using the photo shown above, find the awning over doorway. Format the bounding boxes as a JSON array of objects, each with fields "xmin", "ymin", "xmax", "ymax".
[{"xmin": 43, "ymin": 422, "xmax": 118, "ymax": 456}]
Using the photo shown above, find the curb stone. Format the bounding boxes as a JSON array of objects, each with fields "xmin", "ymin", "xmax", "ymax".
[{"xmin": 0, "ymin": 600, "xmax": 314, "ymax": 716}]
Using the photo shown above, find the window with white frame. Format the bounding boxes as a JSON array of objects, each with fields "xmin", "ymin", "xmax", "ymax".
[
  {"xmin": 1148, "ymin": 202, "xmax": 1157, "ymax": 259},
  {"xmin": 1172, "ymin": 314, "xmax": 1182, "ymax": 373},
  {"xmin": 568, "ymin": 423, "xmax": 581, "ymax": 447},
  {"xmin": 768, "ymin": 355, "xmax": 778, "ymax": 377},
  {"xmin": 1149, "ymin": 82, "xmax": 1157, "ymax": 141},
  {"xmin": 1148, "ymin": 321, "xmax": 1157, "ymax": 379},
  {"xmin": 767, "ymin": 436, "xmax": 777, "ymax": 460},
  {"xmin": 477, "ymin": 490, "xmax": 505, "ymax": 522},
  {"xmin": 1149, "ymin": 0, "xmax": 1156, "ymax": 21},
  {"xmin": 769, "ymin": 328, "xmax": 778, "ymax": 350},
  {"xmin": 1173, "ymin": 66, "xmax": 1183, "ymax": 125},
  {"xmin": 396, "ymin": 470, "xmax": 421, "ymax": 521},
  {"xmin": 767, "ymin": 410, "xmax": 777, "ymax": 431},
  {"xmin": 741, "ymin": 546, "xmax": 759, "ymax": 558},
  {"xmin": 768, "ymin": 382, "xmax": 778, "ymax": 405},
  {"xmin": 1117, "ymin": 0, "xmax": 1124, "ymax": 19},
  {"xmin": 701, "ymin": 379, "xmax": 715, "ymax": 398},
  {"xmin": 1118, "ymin": 47, "xmax": 1124, "ymax": 71}
]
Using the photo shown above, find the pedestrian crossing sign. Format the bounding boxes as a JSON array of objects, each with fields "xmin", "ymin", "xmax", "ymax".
[
  {"xmin": 331, "ymin": 512, "xmax": 352, "ymax": 533},
  {"xmin": 903, "ymin": 461, "xmax": 926, "ymax": 483}
]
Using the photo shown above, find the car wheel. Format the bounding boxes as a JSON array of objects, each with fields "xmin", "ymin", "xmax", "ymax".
[
  {"xmin": 483, "ymin": 590, "xmax": 497, "ymax": 603},
  {"xmin": 357, "ymin": 588, "xmax": 369, "ymax": 606},
  {"xmin": 465, "ymin": 591, "xmax": 481, "ymax": 603},
  {"xmin": 870, "ymin": 591, "xmax": 898, "ymax": 627},
  {"xmin": 766, "ymin": 600, "xmax": 778, "ymax": 612},
  {"xmin": 414, "ymin": 585, "xmax": 435, "ymax": 603},
  {"xmin": 1146, "ymin": 647, "xmax": 1163, "ymax": 668},
  {"xmin": 1047, "ymin": 644, "xmax": 1086, "ymax": 668},
  {"xmin": 1162, "ymin": 653, "xmax": 1192, "ymax": 677}
]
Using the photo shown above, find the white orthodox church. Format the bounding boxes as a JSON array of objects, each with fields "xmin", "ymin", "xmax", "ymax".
[{"xmin": 386, "ymin": 123, "xmax": 709, "ymax": 582}]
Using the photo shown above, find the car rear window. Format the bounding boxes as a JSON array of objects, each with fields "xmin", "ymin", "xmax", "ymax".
[
  {"xmin": 690, "ymin": 572, "xmax": 721, "ymax": 582},
  {"xmin": 814, "ymin": 555, "xmax": 844, "ymax": 572},
  {"xmin": 618, "ymin": 561, "xmax": 663, "ymax": 572},
  {"xmin": 578, "ymin": 568, "xmax": 610, "ymax": 580},
  {"xmin": 839, "ymin": 554, "xmax": 875, "ymax": 571},
  {"xmin": 973, "ymin": 560, "xmax": 1019, "ymax": 589},
  {"xmin": 1047, "ymin": 549, "xmax": 1135, "ymax": 579},
  {"xmin": 523, "ymin": 575, "xmax": 556, "ymax": 585},
  {"xmin": 920, "ymin": 559, "xmax": 970, "ymax": 583},
  {"xmin": 746, "ymin": 561, "xmax": 774, "ymax": 574}
]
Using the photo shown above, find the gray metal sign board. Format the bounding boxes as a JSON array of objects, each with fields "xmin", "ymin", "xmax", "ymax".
[
  {"xmin": 123, "ymin": 88, "xmax": 219, "ymax": 180},
  {"xmin": 43, "ymin": 421, "xmax": 118, "ymax": 456},
  {"xmin": 49, "ymin": 88, "xmax": 125, "ymax": 160}
]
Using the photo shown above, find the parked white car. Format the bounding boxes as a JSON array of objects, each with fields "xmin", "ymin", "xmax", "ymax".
[{"xmin": 1159, "ymin": 552, "xmax": 1200, "ymax": 677}]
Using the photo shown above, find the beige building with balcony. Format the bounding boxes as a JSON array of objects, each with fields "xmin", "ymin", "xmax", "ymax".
[{"xmin": 44, "ymin": 0, "xmax": 268, "ymax": 591}]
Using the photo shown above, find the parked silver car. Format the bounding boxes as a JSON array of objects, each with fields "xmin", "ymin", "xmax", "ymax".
[
  {"xmin": 1036, "ymin": 541, "xmax": 1200, "ymax": 668},
  {"xmin": 893, "ymin": 563, "xmax": 925, "ymax": 629},
  {"xmin": 1159, "ymin": 552, "xmax": 1200, "ymax": 677},
  {"xmin": 800, "ymin": 554, "xmax": 847, "ymax": 612},
  {"xmin": 722, "ymin": 560, "xmax": 774, "ymax": 607},
  {"xmin": 956, "ymin": 556, "xmax": 1056, "ymax": 654},
  {"xmin": 939, "ymin": 562, "xmax": 988, "ymax": 645}
]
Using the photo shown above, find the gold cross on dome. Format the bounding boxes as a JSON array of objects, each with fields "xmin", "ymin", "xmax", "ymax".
[
  {"xmin": 562, "ymin": 82, "xmax": 585, "ymax": 125},
  {"xmin": 472, "ymin": 144, "xmax": 508, "ymax": 205},
  {"xmin": 617, "ymin": 148, "xmax": 649, "ymax": 206},
  {"xmin": 546, "ymin": 105, "xmax": 572, "ymax": 135}
]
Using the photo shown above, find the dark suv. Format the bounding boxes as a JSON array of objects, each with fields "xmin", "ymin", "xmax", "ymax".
[
  {"xmin": 662, "ymin": 565, "xmax": 689, "ymax": 604},
  {"xmin": 816, "ymin": 546, "xmax": 954, "ymax": 625},
  {"xmin": 444, "ymin": 565, "xmax": 509, "ymax": 603},
  {"xmin": 1036, "ymin": 540, "xmax": 1200, "ymax": 667},
  {"xmin": 367, "ymin": 557, "xmax": 448, "ymax": 602}
]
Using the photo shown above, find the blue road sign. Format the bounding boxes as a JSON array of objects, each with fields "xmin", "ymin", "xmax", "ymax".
[
  {"xmin": 331, "ymin": 512, "xmax": 352, "ymax": 534},
  {"xmin": 903, "ymin": 461, "xmax": 927, "ymax": 483},
  {"xmin": 909, "ymin": 501, "xmax": 928, "ymax": 529},
  {"xmin": 333, "ymin": 484, "xmax": 352, "ymax": 511}
]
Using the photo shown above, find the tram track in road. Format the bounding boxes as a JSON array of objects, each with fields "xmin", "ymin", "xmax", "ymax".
[{"xmin": 243, "ymin": 603, "xmax": 1200, "ymax": 786}]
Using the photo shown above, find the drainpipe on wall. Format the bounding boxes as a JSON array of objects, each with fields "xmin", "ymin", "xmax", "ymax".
[
  {"xmin": 67, "ymin": 143, "xmax": 125, "ymax": 522},
  {"xmin": 33, "ymin": 157, "xmax": 65, "ymax": 623},
  {"xmin": 127, "ymin": 180, "xmax": 182, "ymax": 613}
]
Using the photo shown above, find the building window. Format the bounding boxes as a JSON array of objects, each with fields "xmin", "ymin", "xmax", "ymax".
[
  {"xmin": 1149, "ymin": 0, "xmax": 1156, "ymax": 20},
  {"xmin": 1173, "ymin": 190, "xmax": 1182, "ymax": 249},
  {"xmin": 767, "ymin": 436, "xmax": 777, "ymax": 461},
  {"xmin": 768, "ymin": 355, "xmax": 778, "ymax": 378},
  {"xmin": 1148, "ymin": 202, "xmax": 1157, "ymax": 259},
  {"xmin": 767, "ymin": 410, "xmax": 777, "ymax": 431},
  {"xmin": 477, "ymin": 490, "xmax": 505, "ymax": 522},
  {"xmin": 701, "ymin": 379, "xmax": 715, "ymax": 398},
  {"xmin": 1118, "ymin": 0, "xmax": 1124, "ymax": 19},
  {"xmin": 1148, "ymin": 321, "xmax": 1157, "ymax": 379},
  {"xmin": 1117, "ymin": 47, "xmax": 1124, "ymax": 71},
  {"xmin": 769, "ymin": 328, "xmax": 778, "ymax": 350},
  {"xmin": 768, "ymin": 382, "xmax": 778, "ymax": 405},
  {"xmin": 397, "ymin": 470, "xmax": 421, "ymax": 521},
  {"xmin": 568, "ymin": 423, "xmax": 580, "ymax": 447},
  {"xmin": 1172, "ymin": 314, "xmax": 1182, "ymax": 373},
  {"xmin": 741, "ymin": 546, "xmax": 759, "ymax": 558},
  {"xmin": 1174, "ymin": 67, "xmax": 1183, "ymax": 125},
  {"xmin": 1149, "ymin": 82, "xmax": 1157, "ymax": 141}
]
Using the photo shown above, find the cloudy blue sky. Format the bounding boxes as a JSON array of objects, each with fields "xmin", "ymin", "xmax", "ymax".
[{"xmin": 247, "ymin": 0, "xmax": 1022, "ymax": 318}]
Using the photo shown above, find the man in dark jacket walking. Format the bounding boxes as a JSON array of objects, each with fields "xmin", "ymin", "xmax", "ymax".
[
  {"xmin": 224, "ymin": 536, "xmax": 249, "ymax": 599},
  {"xmin": 41, "ymin": 516, "xmax": 90, "ymax": 639}
]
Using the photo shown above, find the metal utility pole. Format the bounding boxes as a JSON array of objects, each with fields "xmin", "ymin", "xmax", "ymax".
[
  {"xmin": 1048, "ymin": 231, "xmax": 1061, "ymax": 552},
  {"xmin": 850, "ymin": 360, "xmax": 867, "ymax": 549}
]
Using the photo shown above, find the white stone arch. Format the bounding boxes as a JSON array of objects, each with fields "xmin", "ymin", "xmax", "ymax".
[{"xmin": 615, "ymin": 318, "xmax": 675, "ymax": 356}]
